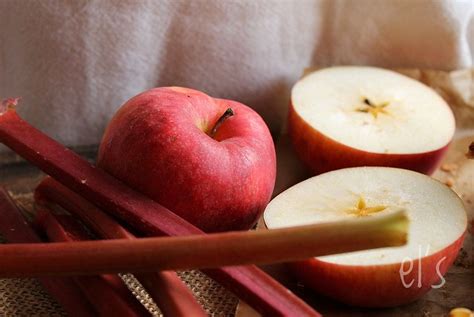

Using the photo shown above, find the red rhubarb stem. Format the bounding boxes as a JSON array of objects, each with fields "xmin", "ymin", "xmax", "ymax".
[
  {"xmin": 36, "ymin": 177, "xmax": 206, "ymax": 317},
  {"xmin": 0, "ymin": 187, "xmax": 96, "ymax": 317},
  {"xmin": 35, "ymin": 209, "xmax": 150, "ymax": 317},
  {"xmin": 0, "ymin": 208, "xmax": 407, "ymax": 276},
  {"xmin": 0, "ymin": 106, "xmax": 319, "ymax": 316}
]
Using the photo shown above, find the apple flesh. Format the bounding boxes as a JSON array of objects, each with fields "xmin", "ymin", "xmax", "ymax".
[
  {"xmin": 98, "ymin": 87, "xmax": 276, "ymax": 232},
  {"xmin": 264, "ymin": 167, "xmax": 467, "ymax": 307},
  {"xmin": 289, "ymin": 67, "xmax": 456, "ymax": 175}
]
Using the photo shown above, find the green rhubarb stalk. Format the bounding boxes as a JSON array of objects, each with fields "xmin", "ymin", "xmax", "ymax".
[{"xmin": 0, "ymin": 209, "xmax": 408, "ymax": 277}]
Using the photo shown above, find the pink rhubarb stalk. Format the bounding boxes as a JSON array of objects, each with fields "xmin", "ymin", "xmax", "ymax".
[
  {"xmin": 0, "ymin": 187, "xmax": 96, "ymax": 317},
  {"xmin": 0, "ymin": 202, "xmax": 407, "ymax": 276},
  {"xmin": 35, "ymin": 209, "xmax": 150, "ymax": 317},
  {"xmin": 36, "ymin": 177, "xmax": 207, "ymax": 317}
]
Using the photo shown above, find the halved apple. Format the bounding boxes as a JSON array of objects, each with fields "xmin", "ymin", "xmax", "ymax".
[
  {"xmin": 264, "ymin": 167, "xmax": 467, "ymax": 307},
  {"xmin": 289, "ymin": 67, "xmax": 456, "ymax": 175}
]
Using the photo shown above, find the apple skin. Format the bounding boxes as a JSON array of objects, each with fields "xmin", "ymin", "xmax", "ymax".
[
  {"xmin": 289, "ymin": 233, "xmax": 465, "ymax": 307},
  {"xmin": 98, "ymin": 87, "xmax": 276, "ymax": 233},
  {"xmin": 288, "ymin": 103, "xmax": 450, "ymax": 176}
]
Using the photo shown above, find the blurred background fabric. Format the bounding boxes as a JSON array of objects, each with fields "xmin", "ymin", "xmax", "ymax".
[{"xmin": 1, "ymin": 0, "xmax": 474, "ymax": 149}]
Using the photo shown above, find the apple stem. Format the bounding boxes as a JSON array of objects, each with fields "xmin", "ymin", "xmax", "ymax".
[{"xmin": 210, "ymin": 108, "xmax": 234, "ymax": 137}]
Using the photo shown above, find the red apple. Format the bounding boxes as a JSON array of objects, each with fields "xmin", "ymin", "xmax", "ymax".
[
  {"xmin": 289, "ymin": 67, "xmax": 455, "ymax": 175},
  {"xmin": 264, "ymin": 167, "xmax": 467, "ymax": 307},
  {"xmin": 98, "ymin": 87, "xmax": 276, "ymax": 232}
]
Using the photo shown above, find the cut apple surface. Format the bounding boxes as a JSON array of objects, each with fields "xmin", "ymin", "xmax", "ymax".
[
  {"xmin": 264, "ymin": 167, "xmax": 467, "ymax": 307},
  {"xmin": 289, "ymin": 66, "xmax": 456, "ymax": 175}
]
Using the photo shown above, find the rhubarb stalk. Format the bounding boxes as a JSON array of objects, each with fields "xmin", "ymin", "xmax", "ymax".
[
  {"xmin": 0, "ymin": 101, "xmax": 317, "ymax": 316},
  {"xmin": 0, "ymin": 187, "xmax": 96, "ymax": 317},
  {"xmin": 0, "ymin": 207, "xmax": 407, "ymax": 276},
  {"xmin": 36, "ymin": 177, "xmax": 207, "ymax": 317},
  {"xmin": 35, "ymin": 209, "xmax": 150, "ymax": 317}
]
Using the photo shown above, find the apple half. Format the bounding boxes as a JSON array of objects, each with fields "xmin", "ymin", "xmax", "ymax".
[
  {"xmin": 264, "ymin": 167, "xmax": 467, "ymax": 307},
  {"xmin": 289, "ymin": 67, "xmax": 456, "ymax": 175}
]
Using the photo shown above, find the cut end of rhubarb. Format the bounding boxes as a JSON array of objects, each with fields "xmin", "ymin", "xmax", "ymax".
[
  {"xmin": 0, "ymin": 98, "xmax": 20, "ymax": 115},
  {"xmin": 366, "ymin": 208, "xmax": 410, "ymax": 247}
]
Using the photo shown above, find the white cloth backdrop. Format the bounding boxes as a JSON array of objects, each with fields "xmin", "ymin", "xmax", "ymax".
[{"xmin": 1, "ymin": 0, "xmax": 474, "ymax": 149}]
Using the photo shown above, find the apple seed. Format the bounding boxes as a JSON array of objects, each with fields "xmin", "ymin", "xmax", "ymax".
[{"xmin": 356, "ymin": 97, "xmax": 390, "ymax": 119}]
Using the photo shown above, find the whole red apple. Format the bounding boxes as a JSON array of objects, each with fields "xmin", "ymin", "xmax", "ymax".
[{"xmin": 98, "ymin": 87, "xmax": 276, "ymax": 232}]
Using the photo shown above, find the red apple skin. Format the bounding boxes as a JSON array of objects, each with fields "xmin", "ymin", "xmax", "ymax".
[
  {"xmin": 288, "ymin": 103, "xmax": 450, "ymax": 176},
  {"xmin": 98, "ymin": 87, "xmax": 276, "ymax": 233},
  {"xmin": 289, "ymin": 233, "xmax": 465, "ymax": 307}
]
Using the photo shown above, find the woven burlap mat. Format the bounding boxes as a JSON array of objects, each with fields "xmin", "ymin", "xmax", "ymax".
[{"xmin": 0, "ymin": 193, "xmax": 238, "ymax": 316}]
